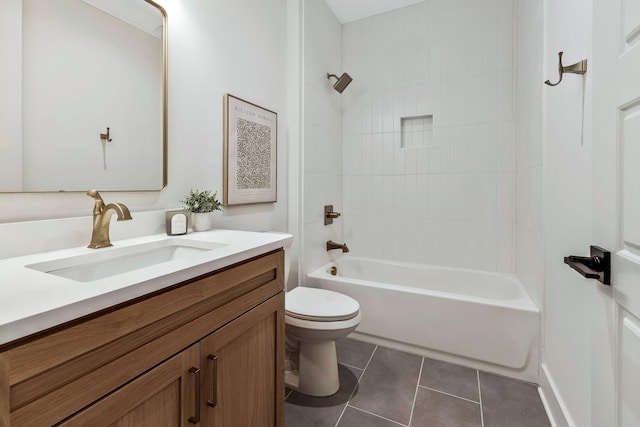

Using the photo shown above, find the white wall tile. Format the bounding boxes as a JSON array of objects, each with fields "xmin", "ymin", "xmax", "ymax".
[
  {"xmin": 440, "ymin": 220, "xmax": 458, "ymax": 267},
  {"xmin": 496, "ymin": 221, "xmax": 513, "ymax": 272},
  {"xmin": 496, "ymin": 121, "xmax": 515, "ymax": 172},
  {"xmin": 481, "ymin": 73, "xmax": 498, "ymax": 122},
  {"xmin": 417, "ymin": 174, "xmax": 430, "ymax": 217},
  {"xmin": 416, "ymin": 147, "xmax": 430, "ymax": 174},
  {"xmin": 440, "ymin": 127, "xmax": 456, "ymax": 173},
  {"xmin": 428, "ymin": 41, "xmax": 442, "ymax": 84},
  {"xmin": 496, "ymin": 71, "xmax": 514, "ymax": 121},
  {"xmin": 394, "ymin": 175, "xmax": 406, "ymax": 217},
  {"xmin": 481, "ymin": 220, "xmax": 498, "ymax": 270},
  {"xmin": 383, "ymin": 133, "xmax": 395, "ymax": 174},
  {"xmin": 496, "ymin": 172, "xmax": 515, "ymax": 222},
  {"xmin": 496, "ymin": 0, "xmax": 514, "ymax": 71},
  {"xmin": 383, "ymin": 175, "xmax": 395, "ymax": 217},
  {"xmin": 428, "ymin": 134, "xmax": 443, "ymax": 173},
  {"xmin": 482, "ymin": 173, "xmax": 498, "ymax": 220},
  {"xmin": 361, "ymin": 133, "xmax": 373, "ymax": 175},
  {"xmin": 341, "ymin": 0, "xmax": 516, "ymax": 273},
  {"xmin": 468, "ymin": 130, "xmax": 484, "ymax": 173},
  {"xmin": 361, "ymin": 92, "xmax": 372, "ymax": 134},
  {"xmin": 404, "ymin": 148, "xmax": 418, "ymax": 174},
  {"xmin": 383, "ymin": 91, "xmax": 395, "ymax": 133},
  {"xmin": 468, "ymin": 76, "xmax": 484, "ymax": 124},
  {"xmin": 442, "ymin": 174, "xmax": 456, "ymax": 219},
  {"xmin": 372, "ymin": 133, "xmax": 384, "ymax": 175},
  {"xmin": 482, "ymin": 0, "xmax": 499, "ymax": 73},
  {"xmin": 371, "ymin": 92, "xmax": 384, "ymax": 133},
  {"xmin": 416, "ymin": 85, "xmax": 429, "ymax": 114},
  {"xmin": 454, "ymin": 174, "xmax": 470, "ymax": 220},
  {"xmin": 454, "ymin": 127, "xmax": 470, "ymax": 173},
  {"xmin": 393, "ymin": 132, "xmax": 405, "ymax": 174},
  {"xmin": 405, "ymin": 174, "xmax": 418, "ymax": 217},
  {"xmin": 452, "ymin": 32, "xmax": 470, "ymax": 80},
  {"xmin": 460, "ymin": 221, "xmax": 484, "ymax": 270},
  {"xmin": 468, "ymin": 173, "xmax": 484, "ymax": 221}
]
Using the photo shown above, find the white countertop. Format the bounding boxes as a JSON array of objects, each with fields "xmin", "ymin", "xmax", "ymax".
[{"xmin": 0, "ymin": 229, "xmax": 292, "ymax": 346}]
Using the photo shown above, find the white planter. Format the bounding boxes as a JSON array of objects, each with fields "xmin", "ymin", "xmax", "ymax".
[{"xmin": 191, "ymin": 212, "xmax": 213, "ymax": 232}]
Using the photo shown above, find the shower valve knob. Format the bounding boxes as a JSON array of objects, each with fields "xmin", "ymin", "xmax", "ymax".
[{"xmin": 324, "ymin": 205, "xmax": 341, "ymax": 225}]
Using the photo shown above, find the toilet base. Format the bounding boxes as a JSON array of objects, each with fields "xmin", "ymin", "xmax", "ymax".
[{"xmin": 284, "ymin": 340, "xmax": 340, "ymax": 397}]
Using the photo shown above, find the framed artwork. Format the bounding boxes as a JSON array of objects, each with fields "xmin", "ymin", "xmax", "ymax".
[{"xmin": 223, "ymin": 94, "xmax": 277, "ymax": 205}]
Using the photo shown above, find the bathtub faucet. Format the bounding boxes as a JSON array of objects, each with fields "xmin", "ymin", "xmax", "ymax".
[{"xmin": 327, "ymin": 240, "xmax": 349, "ymax": 253}]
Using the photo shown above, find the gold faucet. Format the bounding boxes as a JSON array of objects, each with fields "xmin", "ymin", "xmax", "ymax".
[
  {"xmin": 87, "ymin": 190, "xmax": 132, "ymax": 249},
  {"xmin": 326, "ymin": 240, "xmax": 349, "ymax": 253}
]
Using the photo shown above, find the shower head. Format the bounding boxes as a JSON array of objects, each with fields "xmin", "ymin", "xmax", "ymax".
[{"xmin": 327, "ymin": 72, "xmax": 353, "ymax": 93}]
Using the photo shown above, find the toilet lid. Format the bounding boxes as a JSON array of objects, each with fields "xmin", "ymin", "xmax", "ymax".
[{"xmin": 286, "ymin": 287, "xmax": 360, "ymax": 322}]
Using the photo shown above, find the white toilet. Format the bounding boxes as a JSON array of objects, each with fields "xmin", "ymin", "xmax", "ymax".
[{"xmin": 284, "ymin": 286, "xmax": 361, "ymax": 397}]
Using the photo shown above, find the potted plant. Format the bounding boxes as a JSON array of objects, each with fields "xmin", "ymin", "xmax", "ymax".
[{"xmin": 180, "ymin": 189, "xmax": 223, "ymax": 231}]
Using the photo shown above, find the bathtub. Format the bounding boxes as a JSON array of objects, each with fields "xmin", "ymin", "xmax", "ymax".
[{"xmin": 306, "ymin": 256, "xmax": 540, "ymax": 382}]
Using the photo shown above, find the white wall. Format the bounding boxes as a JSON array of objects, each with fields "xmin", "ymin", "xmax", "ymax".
[
  {"xmin": 301, "ymin": 0, "xmax": 344, "ymax": 276},
  {"xmin": 541, "ymin": 0, "xmax": 593, "ymax": 426},
  {"xmin": 0, "ymin": 0, "xmax": 22, "ymax": 191},
  {"xmin": 341, "ymin": 0, "xmax": 516, "ymax": 273},
  {"xmin": 0, "ymin": 0, "xmax": 289, "ymax": 258}
]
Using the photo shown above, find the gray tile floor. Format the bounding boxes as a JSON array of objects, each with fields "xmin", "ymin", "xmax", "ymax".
[{"xmin": 285, "ymin": 338, "xmax": 551, "ymax": 427}]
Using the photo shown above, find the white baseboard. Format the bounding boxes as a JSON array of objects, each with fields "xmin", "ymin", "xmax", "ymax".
[{"xmin": 539, "ymin": 363, "xmax": 572, "ymax": 427}]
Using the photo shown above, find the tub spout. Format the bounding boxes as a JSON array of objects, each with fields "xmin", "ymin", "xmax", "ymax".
[{"xmin": 327, "ymin": 240, "xmax": 349, "ymax": 253}]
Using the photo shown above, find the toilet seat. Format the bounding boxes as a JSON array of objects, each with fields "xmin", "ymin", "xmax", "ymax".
[{"xmin": 285, "ymin": 287, "xmax": 360, "ymax": 322}]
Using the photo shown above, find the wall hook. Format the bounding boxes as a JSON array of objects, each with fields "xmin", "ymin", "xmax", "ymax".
[
  {"xmin": 100, "ymin": 127, "xmax": 112, "ymax": 142},
  {"xmin": 544, "ymin": 52, "xmax": 587, "ymax": 87}
]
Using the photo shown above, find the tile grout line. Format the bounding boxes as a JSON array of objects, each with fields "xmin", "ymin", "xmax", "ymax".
[
  {"xmin": 477, "ymin": 370, "xmax": 485, "ymax": 427},
  {"xmin": 407, "ymin": 356, "xmax": 425, "ymax": 426},
  {"xmin": 345, "ymin": 404, "xmax": 408, "ymax": 427},
  {"xmin": 417, "ymin": 384, "xmax": 481, "ymax": 405},
  {"xmin": 334, "ymin": 345, "xmax": 379, "ymax": 427},
  {"xmin": 339, "ymin": 361, "xmax": 366, "ymax": 372}
]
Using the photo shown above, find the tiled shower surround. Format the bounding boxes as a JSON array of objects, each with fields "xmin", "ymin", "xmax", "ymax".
[{"xmin": 341, "ymin": 0, "xmax": 516, "ymax": 273}]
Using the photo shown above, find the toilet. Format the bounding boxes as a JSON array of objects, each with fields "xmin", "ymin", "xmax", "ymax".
[{"xmin": 285, "ymin": 286, "xmax": 362, "ymax": 397}]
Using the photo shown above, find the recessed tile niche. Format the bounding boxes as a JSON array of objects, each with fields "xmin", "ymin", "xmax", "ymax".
[{"xmin": 401, "ymin": 115, "xmax": 433, "ymax": 148}]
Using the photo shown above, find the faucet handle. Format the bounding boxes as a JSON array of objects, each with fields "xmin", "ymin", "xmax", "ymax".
[
  {"xmin": 87, "ymin": 189, "xmax": 105, "ymax": 201},
  {"xmin": 324, "ymin": 205, "xmax": 342, "ymax": 225},
  {"xmin": 87, "ymin": 189, "xmax": 105, "ymax": 214}
]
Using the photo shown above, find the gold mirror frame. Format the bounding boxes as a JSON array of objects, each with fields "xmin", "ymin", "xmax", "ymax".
[
  {"xmin": 1, "ymin": 0, "xmax": 167, "ymax": 193},
  {"xmin": 154, "ymin": 0, "xmax": 168, "ymax": 193}
]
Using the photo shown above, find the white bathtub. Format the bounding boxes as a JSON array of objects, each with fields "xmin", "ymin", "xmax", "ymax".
[{"xmin": 306, "ymin": 256, "xmax": 540, "ymax": 382}]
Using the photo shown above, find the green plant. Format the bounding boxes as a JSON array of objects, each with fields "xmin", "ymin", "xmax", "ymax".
[{"xmin": 180, "ymin": 189, "xmax": 223, "ymax": 213}]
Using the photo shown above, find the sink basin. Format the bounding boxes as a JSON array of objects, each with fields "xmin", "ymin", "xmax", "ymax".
[{"xmin": 26, "ymin": 238, "xmax": 228, "ymax": 282}]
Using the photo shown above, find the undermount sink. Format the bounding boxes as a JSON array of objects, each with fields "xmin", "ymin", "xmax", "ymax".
[{"xmin": 26, "ymin": 238, "xmax": 228, "ymax": 282}]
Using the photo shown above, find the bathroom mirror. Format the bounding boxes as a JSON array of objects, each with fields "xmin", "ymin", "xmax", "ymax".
[{"xmin": 0, "ymin": 0, "xmax": 167, "ymax": 192}]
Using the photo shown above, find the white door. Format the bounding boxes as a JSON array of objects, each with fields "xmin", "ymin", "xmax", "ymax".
[{"xmin": 593, "ymin": 0, "xmax": 640, "ymax": 425}]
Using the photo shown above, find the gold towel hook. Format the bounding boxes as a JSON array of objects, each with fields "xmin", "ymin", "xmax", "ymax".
[
  {"xmin": 545, "ymin": 52, "xmax": 588, "ymax": 87},
  {"xmin": 100, "ymin": 127, "xmax": 112, "ymax": 142}
]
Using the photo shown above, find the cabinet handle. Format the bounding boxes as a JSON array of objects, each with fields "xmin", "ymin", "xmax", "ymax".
[
  {"xmin": 188, "ymin": 367, "xmax": 201, "ymax": 424},
  {"xmin": 207, "ymin": 354, "xmax": 218, "ymax": 407}
]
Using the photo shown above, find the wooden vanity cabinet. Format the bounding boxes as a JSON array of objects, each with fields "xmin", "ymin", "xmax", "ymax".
[
  {"xmin": 58, "ymin": 342, "xmax": 201, "ymax": 427},
  {"xmin": 0, "ymin": 249, "xmax": 285, "ymax": 427}
]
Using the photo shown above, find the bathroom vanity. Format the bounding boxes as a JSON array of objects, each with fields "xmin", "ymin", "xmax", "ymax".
[{"xmin": 0, "ymin": 230, "xmax": 291, "ymax": 426}]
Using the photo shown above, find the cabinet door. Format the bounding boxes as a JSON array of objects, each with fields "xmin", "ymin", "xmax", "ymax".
[
  {"xmin": 201, "ymin": 293, "xmax": 284, "ymax": 427},
  {"xmin": 58, "ymin": 343, "xmax": 200, "ymax": 427}
]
